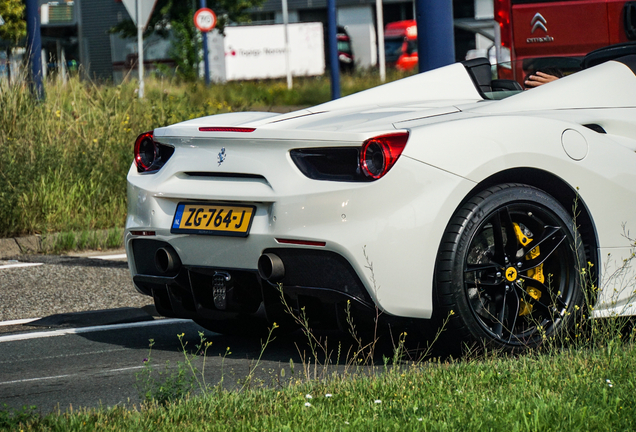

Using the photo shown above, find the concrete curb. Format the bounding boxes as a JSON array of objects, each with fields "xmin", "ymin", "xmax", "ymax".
[
  {"xmin": 0, "ymin": 238, "xmax": 23, "ymax": 258},
  {"xmin": 0, "ymin": 236, "xmax": 42, "ymax": 258}
]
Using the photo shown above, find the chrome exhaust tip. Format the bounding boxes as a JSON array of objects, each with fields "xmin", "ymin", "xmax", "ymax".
[
  {"xmin": 258, "ymin": 253, "xmax": 285, "ymax": 282},
  {"xmin": 155, "ymin": 246, "xmax": 181, "ymax": 274}
]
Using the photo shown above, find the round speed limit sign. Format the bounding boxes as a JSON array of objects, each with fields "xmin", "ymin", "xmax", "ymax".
[{"xmin": 194, "ymin": 8, "xmax": 217, "ymax": 32}]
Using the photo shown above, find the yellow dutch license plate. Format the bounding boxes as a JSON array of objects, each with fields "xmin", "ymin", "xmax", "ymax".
[{"xmin": 171, "ymin": 203, "xmax": 256, "ymax": 237}]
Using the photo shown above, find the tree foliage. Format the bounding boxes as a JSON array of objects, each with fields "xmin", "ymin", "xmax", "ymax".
[
  {"xmin": 110, "ymin": 0, "xmax": 265, "ymax": 39},
  {"xmin": 0, "ymin": 0, "xmax": 26, "ymax": 46},
  {"xmin": 110, "ymin": 0, "xmax": 265, "ymax": 81},
  {"xmin": 166, "ymin": 10, "xmax": 200, "ymax": 82}
]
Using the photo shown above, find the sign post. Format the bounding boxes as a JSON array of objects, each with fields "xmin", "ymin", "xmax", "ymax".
[
  {"xmin": 327, "ymin": 0, "xmax": 339, "ymax": 99},
  {"xmin": 121, "ymin": 0, "xmax": 157, "ymax": 98},
  {"xmin": 281, "ymin": 0, "xmax": 292, "ymax": 89},
  {"xmin": 375, "ymin": 0, "xmax": 386, "ymax": 82},
  {"xmin": 194, "ymin": 7, "xmax": 216, "ymax": 86}
]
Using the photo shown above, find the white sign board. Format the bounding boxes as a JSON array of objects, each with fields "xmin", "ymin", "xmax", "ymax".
[
  {"xmin": 222, "ymin": 23, "xmax": 325, "ymax": 81},
  {"xmin": 121, "ymin": 0, "xmax": 157, "ymax": 30}
]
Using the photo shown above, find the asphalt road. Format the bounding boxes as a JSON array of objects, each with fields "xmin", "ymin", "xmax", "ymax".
[
  {"xmin": 0, "ymin": 252, "xmax": 312, "ymax": 414},
  {"xmin": 0, "ymin": 318, "xmax": 308, "ymax": 413},
  {"xmin": 0, "ymin": 251, "xmax": 148, "ymax": 323}
]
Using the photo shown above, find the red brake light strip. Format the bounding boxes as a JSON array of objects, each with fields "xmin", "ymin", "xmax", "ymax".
[
  {"xmin": 130, "ymin": 231, "xmax": 156, "ymax": 236},
  {"xmin": 276, "ymin": 238, "xmax": 326, "ymax": 247},
  {"xmin": 199, "ymin": 127, "xmax": 256, "ymax": 132}
]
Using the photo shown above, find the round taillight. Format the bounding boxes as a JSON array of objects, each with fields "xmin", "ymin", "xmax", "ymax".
[
  {"xmin": 360, "ymin": 132, "xmax": 409, "ymax": 180},
  {"xmin": 134, "ymin": 131, "xmax": 156, "ymax": 172},
  {"xmin": 361, "ymin": 140, "xmax": 387, "ymax": 179}
]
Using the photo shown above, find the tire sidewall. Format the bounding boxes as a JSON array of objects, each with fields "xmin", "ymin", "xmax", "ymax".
[{"xmin": 436, "ymin": 184, "xmax": 585, "ymax": 351}]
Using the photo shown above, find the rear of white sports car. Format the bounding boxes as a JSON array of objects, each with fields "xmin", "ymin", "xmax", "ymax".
[
  {"xmin": 125, "ymin": 120, "xmax": 469, "ymax": 333},
  {"xmin": 124, "ymin": 61, "xmax": 492, "ymax": 334},
  {"xmin": 126, "ymin": 53, "xmax": 636, "ymax": 350}
]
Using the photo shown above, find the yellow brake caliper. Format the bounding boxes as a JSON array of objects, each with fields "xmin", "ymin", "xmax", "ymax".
[{"xmin": 513, "ymin": 223, "xmax": 544, "ymax": 316}]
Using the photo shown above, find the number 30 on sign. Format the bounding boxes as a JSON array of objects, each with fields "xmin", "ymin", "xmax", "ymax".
[{"xmin": 194, "ymin": 8, "xmax": 216, "ymax": 32}]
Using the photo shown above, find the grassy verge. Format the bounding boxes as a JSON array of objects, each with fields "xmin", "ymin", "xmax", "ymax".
[
  {"xmin": 2, "ymin": 342, "xmax": 635, "ymax": 431},
  {"xmin": 41, "ymin": 228, "xmax": 124, "ymax": 253},
  {"xmin": 0, "ymin": 70, "xmax": 410, "ymax": 238}
]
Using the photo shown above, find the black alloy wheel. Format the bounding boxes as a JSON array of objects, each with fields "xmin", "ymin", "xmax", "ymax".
[{"xmin": 435, "ymin": 184, "xmax": 585, "ymax": 353}]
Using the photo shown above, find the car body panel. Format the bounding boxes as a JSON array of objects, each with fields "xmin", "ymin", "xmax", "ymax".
[
  {"xmin": 473, "ymin": 61, "xmax": 636, "ymax": 113},
  {"xmin": 126, "ymin": 55, "xmax": 636, "ymax": 324},
  {"xmin": 126, "ymin": 150, "xmax": 475, "ymax": 318},
  {"xmin": 596, "ymin": 246, "xmax": 636, "ymax": 317}
]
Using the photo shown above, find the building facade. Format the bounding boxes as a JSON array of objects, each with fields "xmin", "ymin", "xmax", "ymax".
[
  {"xmin": 247, "ymin": 0, "xmax": 492, "ymax": 69},
  {"xmin": 11, "ymin": 0, "xmax": 492, "ymax": 81}
]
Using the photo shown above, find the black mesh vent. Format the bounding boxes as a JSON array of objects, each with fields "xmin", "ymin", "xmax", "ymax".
[
  {"xmin": 263, "ymin": 248, "xmax": 372, "ymax": 303},
  {"xmin": 290, "ymin": 147, "xmax": 371, "ymax": 182},
  {"xmin": 132, "ymin": 239, "xmax": 171, "ymax": 275}
]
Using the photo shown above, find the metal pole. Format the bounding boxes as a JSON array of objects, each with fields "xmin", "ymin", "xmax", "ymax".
[
  {"xmin": 25, "ymin": 0, "xmax": 45, "ymax": 100},
  {"xmin": 414, "ymin": 0, "xmax": 455, "ymax": 73},
  {"xmin": 375, "ymin": 0, "xmax": 386, "ymax": 82},
  {"xmin": 327, "ymin": 0, "xmax": 340, "ymax": 99},
  {"xmin": 494, "ymin": 22, "xmax": 501, "ymax": 63},
  {"xmin": 282, "ymin": 0, "xmax": 292, "ymax": 89},
  {"xmin": 60, "ymin": 48, "xmax": 67, "ymax": 85},
  {"xmin": 200, "ymin": 0, "xmax": 210, "ymax": 85},
  {"xmin": 56, "ymin": 40, "xmax": 62, "ymax": 83},
  {"xmin": 41, "ymin": 48, "xmax": 47, "ymax": 79},
  {"xmin": 137, "ymin": 0, "xmax": 145, "ymax": 98}
]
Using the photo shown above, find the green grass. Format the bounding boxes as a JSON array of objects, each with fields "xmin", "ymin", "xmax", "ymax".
[
  {"xmin": 2, "ymin": 292, "xmax": 634, "ymax": 430},
  {"xmin": 0, "ymin": 70, "xmax": 410, "ymax": 238},
  {"xmin": 2, "ymin": 343, "xmax": 635, "ymax": 431},
  {"xmin": 39, "ymin": 228, "xmax": 124, "ymax": 253}
]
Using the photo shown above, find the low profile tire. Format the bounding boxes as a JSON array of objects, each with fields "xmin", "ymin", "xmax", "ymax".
[{"xmin": 435, "ymin": 184, "xmax": 585, "ymax": 353}]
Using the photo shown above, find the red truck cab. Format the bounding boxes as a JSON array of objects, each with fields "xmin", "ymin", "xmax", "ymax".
[
  {"xmin": 384, "ymin": 20, "xmax": 419, "ymax": 71},
  {"xmin": 495, "ymin": 0, "xmax": 636, "ymax": 83}
]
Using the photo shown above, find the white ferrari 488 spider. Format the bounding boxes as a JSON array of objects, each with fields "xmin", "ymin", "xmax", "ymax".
[{"xmin": 126, "ymin": 44, "xmax": 636, "ymax": 352}]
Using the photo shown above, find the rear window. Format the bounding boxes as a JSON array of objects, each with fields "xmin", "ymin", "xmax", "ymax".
[{"xmin": 385, "ymin": 37, "xmax": 405, "ymax": 62}]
